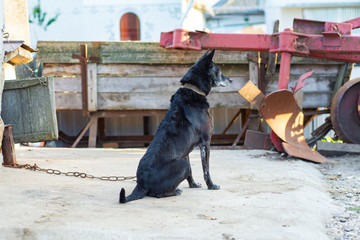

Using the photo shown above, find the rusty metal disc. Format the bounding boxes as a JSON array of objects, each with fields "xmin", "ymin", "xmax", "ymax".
[{"xmin": 331, "ymin": 78, "xmax": 360, "ymax": 143}]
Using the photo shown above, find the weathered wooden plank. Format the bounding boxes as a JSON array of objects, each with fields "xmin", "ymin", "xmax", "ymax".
[
  {"xmin": 97, "ymin": 76, "xmax": 247, "ymax": 93},
  {"xmin": 249, "ymin": 61, "xmax": 259, "ymax": 84},
  {"xmin": 265, "ymin": 75, "xmax": 337, "ymax": 93},
  {"xmin": 54, "ymin": 77, "xmax": 81, "ymax": 92},
  {"xmin": 55, "ymin": 92, "xmax": 250, "ymax": 110},
  {"xmin": 36, "ymin": 41, "xmax": 251, "ymax": 64},
  {"xmin": 301, "ymin": 92, "xmax": 332, "ymax": 108},
  {"xmin": 43, "ymin": 63, "xmax": 249, "ymax": 78},
  {"xmin": 54, "ymin": 76, "xmax": 248, "ymax": 93},
  {"xmin": 42, "ymin": 63, "xmax": 81, "ymax": 76},
  {"xmin": 97, "ymin": 63, "xmax": 249, "ymax": 77},
  {"xmin": 266, "ymin": 19, "xmax": 279, "ymax": 75},
  {"xmin": 289, "ymin": 64, "xmax": 341, "ymax": 75},
  {"xmin": 43, "ymin": 62, "xmax": 341, "ymax": 79},
  {"xmin": 97, "ymin": 92, "xmax": 250, "ymax": 110},
  {"xmin": 291, "ymin": 56, "xmax": 343, "ymax": 65},
  {"xmin": 37, "ymin": 41, "xmax": 345, "ymax": 65},
  {"xmin": 55, "ymin": 92, "xmax": 83, "ymax": 110},
  {"xmin": 87, "ymin": 63, "xmax": 97, "ymax": 112},
  {"xmin": 2, "ymin": 77, "xmax": 59, "ymax": 143},
  {"xmin": 3, "ymin": 78, "xmax": 43, "ymax": 90}
]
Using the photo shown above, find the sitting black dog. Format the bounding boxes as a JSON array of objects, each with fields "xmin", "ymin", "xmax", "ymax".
[{"xmin": 120, "ymin": 49, "xmax": 232, "ymax": 203}]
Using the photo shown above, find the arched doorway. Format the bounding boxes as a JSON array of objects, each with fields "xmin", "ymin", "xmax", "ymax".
[{"xmin": 120, "ymin": 12, "xmax": 140, "ymax": 40}]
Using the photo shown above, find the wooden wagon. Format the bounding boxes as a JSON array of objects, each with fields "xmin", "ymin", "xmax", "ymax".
[{"xmin": 36, "ymin": 41, "xmax": 351, "ymax": 148}]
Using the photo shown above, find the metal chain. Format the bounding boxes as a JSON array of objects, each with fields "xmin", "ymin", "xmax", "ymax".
[{"xmin": 2, "ymin": 163, "xmax": 136, "ymax": 181}]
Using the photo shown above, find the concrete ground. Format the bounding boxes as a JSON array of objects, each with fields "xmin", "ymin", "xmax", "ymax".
[{"xmin": 0, "ymin": 146, "xmax": 338, "ymax": 240}]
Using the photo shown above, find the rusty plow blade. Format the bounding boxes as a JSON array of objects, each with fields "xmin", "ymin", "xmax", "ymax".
[
  {"xmin": 239, "ymin": 81, "xmax": 326, "ymax": 163},
  {"xmin": 260, "ymin": 90, "xmax": 326, "ymax": 163}
]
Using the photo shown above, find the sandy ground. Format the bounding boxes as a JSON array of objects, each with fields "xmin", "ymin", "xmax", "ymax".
[{"xmin": 0, "ymin": 146, "xmax": 339, "ymax": 240}]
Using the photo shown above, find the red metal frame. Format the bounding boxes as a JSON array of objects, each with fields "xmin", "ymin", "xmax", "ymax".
[
  {"xmin": 160, "ymin": 17, "xmax": 360, "ymax": 161},
  {"xmin": 160, "ymin": 17, "xmax": 360, "ymax": 90}
]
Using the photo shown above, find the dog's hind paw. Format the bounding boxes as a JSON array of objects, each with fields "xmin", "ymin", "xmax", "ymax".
[
  {"xmin": 174, "ymin": 188, "xmax": 183, "ymax": 195},
  {"xmin": 189, "ymin": 182, "xmax": 202, "ymax": 188},
  {"xmin": 208, "ymin": 184, "xmax": 220, "ymax": 190},
  {"xmin": 153, "ymin": 188, "xmax": 183, "ymax": 198}
]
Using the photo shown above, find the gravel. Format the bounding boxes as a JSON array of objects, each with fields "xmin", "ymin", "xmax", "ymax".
[{"xmin": 318, "ymin": 154, "xmax": 360, "ymax": 240}]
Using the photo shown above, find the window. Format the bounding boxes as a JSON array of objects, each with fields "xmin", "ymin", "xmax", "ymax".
[{"xmin": 120, "ymin": 12, "xmax": 140, "ymax": 40}]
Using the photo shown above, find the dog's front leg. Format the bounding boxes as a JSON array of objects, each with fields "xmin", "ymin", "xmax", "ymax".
[
  {"xmin": 200, "ymin": 144, "xmax": 220, "ymax": 190},
  {"xmin": 186, "ymin": 156, "xmax": 202, "ymax": 188}
]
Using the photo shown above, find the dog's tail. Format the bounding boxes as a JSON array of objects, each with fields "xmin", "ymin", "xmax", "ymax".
[
  {"xmin": 119, "ymin": 188, "xmax": 127, "ymax": 203},
  {"xmin": 119, "ymin": 185, "xmax": 147, "ymax": 204}
]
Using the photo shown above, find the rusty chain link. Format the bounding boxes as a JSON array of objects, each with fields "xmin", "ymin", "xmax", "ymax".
[{"xmin": 2, "ymin": 163, "xmax": 136, "ymax": 181}]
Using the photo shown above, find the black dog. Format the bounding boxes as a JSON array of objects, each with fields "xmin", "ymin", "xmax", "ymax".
[{"xmin": 119, "ymin": 49, "xmax": 232, "ymax": 203}]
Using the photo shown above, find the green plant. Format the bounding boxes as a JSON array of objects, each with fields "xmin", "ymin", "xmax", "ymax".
[
  {"xmin": 348, "ymin": 207, "xmax": 360, "ymax": 213},
  {"xmin": 29, "ymin": 0, "xmax": 60, "ymax": 31}
]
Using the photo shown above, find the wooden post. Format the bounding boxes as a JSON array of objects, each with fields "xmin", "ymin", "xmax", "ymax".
[
  {"xmin": 2, "ymin": 125, "xmax": 17, "ymax": 166},
  {"xmin": 258, "ymin": 52, "xmax": 266, "ymax": 93},
  {"xmin": 266, "ymin": 20, "xmax": 279, "ymax": 76},
  {"xmin": 98, "ymin": 118, "xmax": 105, "ymax": 144},
  {"xmin": 72, "ymin": 44, "xmax": 89, "ymax": 116},
  {"xmin": 80, "ymin": 44, "xmax": 88, "ymax": 116},
  {"xmin": 88, "ymin": 115, "xmax": 98, "ymax": 148},
  {"xmin": 87, "ymin": 63, "xmax": 97, "ymax": 112}
]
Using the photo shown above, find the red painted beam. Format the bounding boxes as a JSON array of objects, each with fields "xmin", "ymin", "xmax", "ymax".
[
  {"xmin": 160, "ymin": 29, "xmax": 275, "ymax": 51},
  {"xmin": 160, "ymin": 28, "xmax": 360, "ymax": 64},
  {"xmin": 304, "ymin": 35, "xmax": 360, "ymax": 54},
  {"xmin": 197, "ymin": 33, "xmax": 275, "ymax": 52},
  {"xmin": 344, "ymin": 17, "xmax": 360, "ymax": 29}
]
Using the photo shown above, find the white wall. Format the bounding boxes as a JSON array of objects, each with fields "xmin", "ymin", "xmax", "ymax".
[
  {"xmin": 181, "ymin": 0, "xmax": 206, "ymax": 31},
  {"xmin": 207, "ymin": 15, "xmax": 265, "ymax": 34},
  {"xmin": 264, "ymin": 0, "xmax": 360, "ymax": 33},
  {"xmin": 264, "ymin": 6, "xmax": 302, "ymax": 33},
  {"xmin": 27, "ymin": 0, "xmax": 184, "ymax": 48}
]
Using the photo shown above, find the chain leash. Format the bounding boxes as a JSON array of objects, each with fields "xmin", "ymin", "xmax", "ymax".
[{"xmin": 2, "ymin": 163, "xmax": 136, "ymax": 181}]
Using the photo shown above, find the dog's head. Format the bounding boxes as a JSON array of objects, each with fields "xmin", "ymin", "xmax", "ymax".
[{"xmin": 180, "ymin": 49, "xmax": 232, "ymax": 96}]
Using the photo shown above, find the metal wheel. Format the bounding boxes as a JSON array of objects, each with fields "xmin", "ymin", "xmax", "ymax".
[{"xmin": 331, "ymin": 78, "xmax": 360, "ymax": 143}]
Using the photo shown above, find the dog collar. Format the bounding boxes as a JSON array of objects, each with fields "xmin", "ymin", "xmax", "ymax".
[{"xmin": 182, "ymin": 83, "xmax": 207, "ymax": 96}]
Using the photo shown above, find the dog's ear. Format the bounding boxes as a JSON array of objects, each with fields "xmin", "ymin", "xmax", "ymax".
[
  {"xmin": 199, "ymin": 49, "xmax": 215, "ymax": 65},
  {"xmin": 197, "ymin": 50, "xmax": 210, "ymax": 62},
  {"xmin": 205, "ymin": 49, "xmax": 215, "ymax": 61}
]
